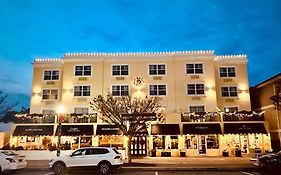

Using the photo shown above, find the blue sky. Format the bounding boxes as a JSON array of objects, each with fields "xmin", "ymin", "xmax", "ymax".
[{"xmin": 0, "ymin": 0, "xmax": 280, "ymax": 107}]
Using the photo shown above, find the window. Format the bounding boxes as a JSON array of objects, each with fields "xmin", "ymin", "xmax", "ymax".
[
  {"xmin": 112, "ymin": 65, "xmax": 129, "ymax": 76},
  {"xmin": 171, "ymin": 136, "xmax": 178, "ymax": 149},
  {"xmin": 221, "ymin": 86, "xmax": 238, "ymax": 97},
  {"xmin": 153, "ymin": 136, "xmax": 164, "ymax": 149},
  {"xmin": 207, "ymin": 135, "xmax": 219, "ymax": 149},
  {"xmin": 186, "ymin": 135, "xmax": 197, "ymax": 149},
  {"xmin": 224, "ymin": 107, "xmax": 238, "ymax": 113},
  {"xmin": 75, "ymin": 65, "xmax": 91, "ymax": 76},
  {"xmin": 42, "ymin": 110, "xmax": 55, "ymax": 115},
  {"xmin": 74, "ymin": 107, "xmax": 89, "ymax": 114},
  {"xmin": 149, "ymin": 64, "xmax": 166, "ymax": 75},
  {"xmin": 74, "ymin": 86, "xmax": 91, "ymax": 97},
  {"xmin": 186, "ymin": 64, "xmax": 203, "ymax": 74},
  {"xmin": 44, "ymin": 70, "xmax": 59, "ymax": 80},
  {"xmin": 219, "ymin": 67, "xmax": 236, "ymax": 77},
  {"xmin": 187, "ymin": 84, "xmax": 204, "ymax": 95},
  {"xmin": 112, "ymin": 85, "xmax": 129, "ymax": 96},
  {"xmin": 149, "ymin": 85, "xmax": 167, "ymax": 96},
  {"xmin": 42, "ymin": 89, "xmax": 58, "ymax": 100},
  {"xmin": 190, "ymin": 106, "xmax": 205, "ymax": 113}
]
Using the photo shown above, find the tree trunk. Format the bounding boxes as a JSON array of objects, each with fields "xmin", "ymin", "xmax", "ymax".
[{"xmin": 127, "ymin": 135, "xmax": 132, "ymax": 164}]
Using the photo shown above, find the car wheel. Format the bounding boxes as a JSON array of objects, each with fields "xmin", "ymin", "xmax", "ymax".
[
  {"xmin": 53, "ymin": 162, "xmax": 66, "ymax": 175},
  {"xmin": 98, "ymin": 162, "xmax": 111, "ymax": 174}
]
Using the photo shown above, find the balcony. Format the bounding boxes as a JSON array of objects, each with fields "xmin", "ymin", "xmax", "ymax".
[
  {"xmin": 223, "ymin": 111, "xmax": 264, "ymax": 121},
  {"xmin": 181, "ymin": 112, "xmax": 221, "ymax": 122},
  {"xmin": 58, "ymin": 113, "xmax": 97, "ymax": 123},
  {"xmin": 15, "ymin": 114, "xmax": 55, "ymax": 123}
]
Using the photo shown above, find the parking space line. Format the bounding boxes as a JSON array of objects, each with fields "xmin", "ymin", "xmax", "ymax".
[
  {"xmin": 240, "ymin": 172, "xmax": 258, "ymax": 175},
  {"xmin": 155, "ymin": 171, "xmax": 158, "ymax": 175},
  {"xmin": 44, "ymin": 173, "xmax": 54, "ymax": 175}
]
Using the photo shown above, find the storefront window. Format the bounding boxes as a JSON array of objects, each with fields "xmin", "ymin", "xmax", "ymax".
[
  {"xmin": 153, "ymin": 136, "xmax": 164, "ymax": 149},
  {"xmin": 99, "ymin": 136, "xmax": 124, "ymax": 149},
  {"xmin": 80, "ymin": 136, "xmax": 92, "ymax": 147},
  {"xmin": 171, "ymin": 136, "xmax": 178, "ymax": 149},
  {"xmin": 207, "ymin": 135, "xmax": 219, "ymax": 149},
  {"xmin": 186, "ymin": 135, "xmax": 197, "ymax": 149},
  {"xmin": 26, "ymin": 137, "xmax": 36, "ymax": 142}
]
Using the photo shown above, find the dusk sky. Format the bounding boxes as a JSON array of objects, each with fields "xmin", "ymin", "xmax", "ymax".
[{"xmin": 0, "ymin": 0, "xmax": 280, "ymax": 108}]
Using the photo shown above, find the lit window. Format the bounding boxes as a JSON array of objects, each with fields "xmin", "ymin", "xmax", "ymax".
[
  {"xmin": 112, "ymin": 85, "xmax": 129, "ymax": 96},
  {"xmin": 75, "ymin": 66, "xmax": 92, "ymax": 76},
  {"xmin": 74, "ymin": 86, "xmax": 91, "ymax": 97},
  {"xmin": 42, "ymin": 89, "xmax": 58, "ymax": 100},
  {"xmin": 112, "ymin": 65, "xmax": 129, "ymax": 76},
  {"xmin": 149, "ymin": 85, "xmax": 166, "ymax": 96},
  {"xmin": 186, "ymin": 64, "xmax": 203, "ymax": 74},
  {"xmin": 74, "ymin": 107, "xmax": 89, "ymax": 114},
  {"xmin": 44, "ymin": 70, "xmax": 59, "ymax": 80},
  {"xmin": 219, "ymin": 67, "xmax": 236, "ymax": 77},
  {"xmin": 149, "ymin": 64, "xmax": 166, "ymax": 75},
  {"xmin": 221, "ymin": 86, "xmax": 238, "ymax": 97},
  {"xmin": 190, "ymin": 106, "xmax": 205, "ymax": 113},
  {"xmin": 187, "ymin": 84, "xmax": 204, "ymax": 95},
  {"xmin": 207, "ymin": 135, "xmax": 219, "ymax": 149}
]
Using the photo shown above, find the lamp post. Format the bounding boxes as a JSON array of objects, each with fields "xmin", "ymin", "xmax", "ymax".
[{"xmin": 56, "ymin": 106, "xmax": 64, "ymax": 157}]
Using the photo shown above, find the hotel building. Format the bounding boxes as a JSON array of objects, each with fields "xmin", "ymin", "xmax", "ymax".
[{"xmin": 10, "ymin": 51, "xmax": 271, "ymax": 157}]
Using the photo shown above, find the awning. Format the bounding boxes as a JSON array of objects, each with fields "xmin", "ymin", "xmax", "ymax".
[
  {"xmin": 96, "ymin": 125, "xmax": 123, "ymax": 135},
  {"xmin": 151, "ymin": 124, "xmax": 180, "ymax": 135},
  {"xmin": 13, "ymin": 125, "xmax": 54, "ymax": 136},
  {"xmin": 224, "ymin": 123, "xmax": 267, "ymax": 134},
  {"xmin": 56, "ymin": 125, "xmax": 94, "ymax": 136},
  {"xmin": 183, "ymin": 123, "xmax": 222, "ymax": 134}
]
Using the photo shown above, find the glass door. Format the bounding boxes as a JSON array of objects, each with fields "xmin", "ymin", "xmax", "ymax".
[
  {"xmin": 131, "ymin": 136, "xmax": 147, "ymax": 156},
  {"xmin": 198, "ymin": 135, "xmax": 207, "ymax": 154},
  {"xmin": 240, "ymin": 135, "xmax": 249, "ymax": 154}
]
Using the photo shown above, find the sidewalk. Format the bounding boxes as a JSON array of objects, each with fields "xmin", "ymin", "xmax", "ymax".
[{"xmin": 27, "ymin": 156, "xmax": 257, "ymax": 171}]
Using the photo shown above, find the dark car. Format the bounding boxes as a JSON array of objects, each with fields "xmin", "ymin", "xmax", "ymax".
[{"xmin": 254, "ymin": 150, "xmax": 281, "ymax": 170}]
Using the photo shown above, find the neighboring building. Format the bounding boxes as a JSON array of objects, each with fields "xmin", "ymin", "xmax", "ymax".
[
  {"xmin": 250, "ymin": 73, "xmax": 281, "ymax": 151},
  {"xmin": 10, "ymin": 51, "xmax": 271, "ymax": 157}
]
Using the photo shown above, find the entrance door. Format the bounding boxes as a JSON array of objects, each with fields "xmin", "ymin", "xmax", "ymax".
[
  {"xmin": 198, "ymin": 135, "xmax": 207, "ymax": 154},
  {"xmin": 131, "ymin": 136, "xmax": 147, "ymax": 156},
  {"xmin": 240, "ymin": 135, "xmax": 249, "ymax": 154}
]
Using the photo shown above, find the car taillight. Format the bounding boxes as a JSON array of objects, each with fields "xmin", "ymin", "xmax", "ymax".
[
  {"xmin": 6, "ymin": 158, "xmax": 16, "ymax": 162},
  {"xmin": 114, "ymin": 155, "xmax": 121, "ymax": 159}
]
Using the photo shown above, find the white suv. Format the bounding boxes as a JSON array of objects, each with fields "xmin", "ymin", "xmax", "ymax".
[
  {"xmin": 0, "ymin": 150, "xmax": 27, "ymax": 173},
  {"xmin": 49, "ymin": 147, "xmax": 123, "ymax": 175}
]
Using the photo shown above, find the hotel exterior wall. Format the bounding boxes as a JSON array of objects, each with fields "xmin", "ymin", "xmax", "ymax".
[{"xmin": 214, "ymin": 60, "xmax": 251, "ymax": 111}]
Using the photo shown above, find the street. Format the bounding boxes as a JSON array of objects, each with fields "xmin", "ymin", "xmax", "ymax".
[{"xmin": 1, "ymin": 169, "xmax": 278, "ymax": 175}]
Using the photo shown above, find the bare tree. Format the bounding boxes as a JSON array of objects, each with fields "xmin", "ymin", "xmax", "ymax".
[
  {"xmin": 270, "ymin": 80, "xmax": 281, "ymax": 111},
  {"xmin": 90, "ymin": 92, "xmax": 164, "ymax": 163},
  {"xmin": 0, "ymin": 91, "xmax": 17, "ymax": 120}
]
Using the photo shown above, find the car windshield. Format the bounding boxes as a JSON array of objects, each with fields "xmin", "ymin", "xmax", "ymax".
[
  {"xmin": 1, "ymin": 151, "xmax": 19, "ymax": 156},
  {"xmin": 277, "ymin": 151, "xmax": 281, "ymax": 156}
]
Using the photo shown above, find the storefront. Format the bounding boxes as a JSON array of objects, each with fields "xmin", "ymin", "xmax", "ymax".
[
  {"xmin": 56, "ymin": 125, "xmax": 94, "ymax": 150},
  {"xmin": 11, "ymin": 125, "xmax": 54, "ymax": 150},
  {"xmin": 182, "ymin": 123, "xmax": 222, "ymax": 156},
  {"xmin": 150, "ymin": 124, "xmax": 180, "ymax": 157},
  {"xmin": 96, "ymin": 125, "xmax": 125, "ymax": 150},
  {"xmin": 221, "ymin": 122, "xmax": 271, "ymax": 156}
]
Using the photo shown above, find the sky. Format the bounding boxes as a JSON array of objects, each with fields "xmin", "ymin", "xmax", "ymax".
[{"xmin": 0, "ymin": 0, "xmax": 280, "ymax": 108}]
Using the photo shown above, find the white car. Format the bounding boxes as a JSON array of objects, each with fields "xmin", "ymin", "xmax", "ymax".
[
  {"xmin": 49, "ymin": 147, "xmax": 123, "ymax": 175},
  {"xmin": 0, "ymin": 150, "xmax": 27, "ymax": 173}
]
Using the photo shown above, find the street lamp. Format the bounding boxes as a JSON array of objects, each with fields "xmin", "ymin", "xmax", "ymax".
[{"xmin": 56, "ymin": 106, "xmax": 64, "ymax": 157}]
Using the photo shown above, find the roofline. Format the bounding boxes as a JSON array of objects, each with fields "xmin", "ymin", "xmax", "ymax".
[{"xmin": 252, "ymin": 72, "xmax": 281, "ymax": 89}]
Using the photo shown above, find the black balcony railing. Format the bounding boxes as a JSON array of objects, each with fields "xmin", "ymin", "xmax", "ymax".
[
  {"xmin": 15, "ymin": 114, "xmax": 55, "ymax": 123},
  {"xmin": 223, "ymin": 111, "xmax": 264, "ymax": 121},
  {"xmin": 181, "ymin": 112, "xmax": 221, "ymax": 122},
  {"xmin": 59, "ymin": 113, "xmax": 97, "ymax": 123}
]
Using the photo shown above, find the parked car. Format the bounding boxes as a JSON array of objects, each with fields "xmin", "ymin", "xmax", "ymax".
[
  {"xmin": 0, "ymin": 150, "xmax": 27, "ymax": 173},
  {"xmin": 254, "ymin": 150, "xmax": 281, "ymax": 170},
  {"xmin": 49, "ymin": 147, "xmax": 123, "ymax": 175}
]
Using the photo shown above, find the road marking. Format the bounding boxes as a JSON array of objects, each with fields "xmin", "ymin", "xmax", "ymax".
[
  {"xmin": 44, "ymin": 173, "xmax": 54, "ymax": 175},
  {"xmin": 240, "ymin": 172, "xmax": 258, "ymax": 175},
  {"xmin": 155, "ymin": 171, "xmax": 158, "ymax": 175}
]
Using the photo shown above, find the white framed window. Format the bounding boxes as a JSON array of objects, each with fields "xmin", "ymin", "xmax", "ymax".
[
  {"xmin": 221, "ymin": 86, "xmax": 238, "ymax": 97},
  {"xmin": 224, "ymin": 107, "xmax": 238, "ymax": 112},
  {"xmin": 42, "ymin": 89, "xmax": 58, "ymax": 100},
  {"xmin": 112, "ymin": 65, "xmax": 129, "ymax": 76},
  {"xmin": 187, "ymin": 84, "xmax": 205, "ymax": 95},
  {"xmin": 149, "ymin": 64, "xmax": 166, "ymax": 75},
  {"xmin": 186, "ymin": 63, "xmax": 203, "ymax": 74},
  {"xmin": 219, "ymin": 67, "xmax": 236, "ymax": 77},
  {"xmin": 149, "ymin": 85, "xmax": 167, "ymax": 96},
  {"xmin": 75, "ymin": 65, "xmax": 92, "ymax": 76},
  {"xmin": 189, "ymin": 105, "xmax": 205, "ymax": 113},
  {"xmin": 112, "ymin": 85, "xmax": 129, "ymax": 96},
  {"xmin": 42, "ymin": 109, "xmax": 55, "ymax": 115},
  {"xmin": 74, "ymin": 107, "xmax": 89, "ymax": 114},
  {"xmin": 74, "ymin": 85, "xmax": 91, "ymax": 97},
  {"xmin": 43, "ymin": 70, "xmax": 59, "ymax": 80}
]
